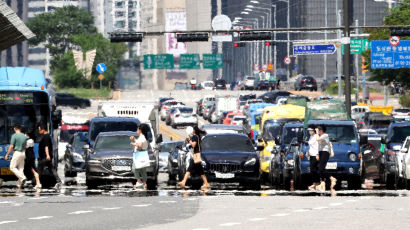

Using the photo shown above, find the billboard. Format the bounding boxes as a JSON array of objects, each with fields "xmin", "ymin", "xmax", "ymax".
[{"xmin": 165, "ymin": 12, "xmax": 187, "ymax": 57}]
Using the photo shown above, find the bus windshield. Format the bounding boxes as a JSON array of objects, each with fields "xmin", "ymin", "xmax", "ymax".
[{"xmin": 262, "ymin": 120, "xmax": 281, "ymax": 141}]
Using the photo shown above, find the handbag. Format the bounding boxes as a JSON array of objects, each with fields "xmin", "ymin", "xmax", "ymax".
[
  {"xmin": 192, "ymin": 135, "xmax": 202, "ymax": 164},
  {"xmin": 329, "ymin": 142, "xmax": 335, "ymax": 158},
  {"xmin": 133, "ymin": 151, "xmax": 150, "ymax": 169}
]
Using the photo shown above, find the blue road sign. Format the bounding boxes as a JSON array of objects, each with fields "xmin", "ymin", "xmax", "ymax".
[
  {"xmin": 371, "ymin": 40, "xmax": 410, "ymax": 69},
  {"xmin": 96, "ymin": 63, "xmax": 107, "ymax": 73},
  {"xmin": 293, "ymin": 44, "xmax": 336, "ymax": 55}
]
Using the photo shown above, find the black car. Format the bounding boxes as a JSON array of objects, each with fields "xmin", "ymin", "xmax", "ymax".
[
  {"xmin": 154, "ymin": 141, "xmax": 185, "ymax": 184},
  {"xmin": 258, "ymin": 91, "xmax": 292, "ymax": 104},
  {"xmin": 56, "ymin": 93, "xmax": 91, "ymax": 109},
  {"xmin": 214, "ymin": 79, "xmax": 227, "ymax": 90},
  {"xmin": 198, "ymin": 133, "xmax": 262, "ymax": 189},
  {"xmin": 85, "ymin": 131, "xmax": 159, "ymax": 189},
  {"xmin": 64, "ymin": 132, "xmax": 88, "ymax": 177},
  {"xmin": 158, "ymin": 97, "xmax": 174, "ymax": 111},
  {"xmin": 294, "ymin": 75, "xmax": 317, "ymax": 91},
  {"xmin": 360, "ymin": 134, "xmax": 386, "ymax": 184}
]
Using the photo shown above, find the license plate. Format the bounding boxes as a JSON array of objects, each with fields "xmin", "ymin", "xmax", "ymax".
[
  {"xmin": 1, "ymin": 167, "xmax": 13, "ymax": 175},
  {"xmin": 325, "ymin": 162, "xmax": 337, "ymax": 170},
  {"xmin": 111, "ymin": 166, "xmax": 131, "ymax": 171},
  {"xmin": 215, "ymin": 172, "xmax": 234, "ymax": 179},
  {"xmin": 307, "ymin": 84, "xmax": 313, "ymax": 87}
]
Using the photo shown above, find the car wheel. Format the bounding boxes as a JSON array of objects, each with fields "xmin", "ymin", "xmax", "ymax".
[
  {"xmin": 347, "ymin": 175, "xmax": 361, "ymax": 190},
  {"xmin": 147, "ymin": 178, "xmax": 158, "ymax": 190},
  {"xmin": 80, "ymin": 103, "xmax": 87, "ymax": 109},
  {"xmin": 172, "ymin": 123, "xmax": 177, "ymax": 129},
  {"xmin": 168, "ymin": 173, "xmax": 177, "ymax": 185},
  {"xmin": 64, "ymin": 165, "xmax": 77, "ymax": 177},
  {"xmin": 161, "ymin": 117, "xmax": 165, "ymax": 121},
  {"xmin": 249, "ymin": 180, "xmax": 261, "ymax": 190},
  {"xmin": 385, "ymin": 173, "xmax": 398, "ymax": 190},
  {"xmin": 86, "ymin": 178, "xmax": 99, "ymax": 189}
]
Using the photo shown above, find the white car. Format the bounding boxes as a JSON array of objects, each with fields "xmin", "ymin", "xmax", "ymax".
[
  {"xmin": 244, "ymin": 76, "xmax": 256, "ymax": 90},
  {"xmin": 231, "ymin": 115, "xmax": 247, "ymax": 126},
  {"xmin": 200, "ymin": 81, "xmax": 214, "ymax": 90},
  {"xmin": 170, "ymin": 107, "xmax": 198, "ymax": 129},
  {"xmin": 160, "ymin": 100, "xmax": 184, "ymax": 120},
  {"xmin": 398, "ymin": 136, "xmax": 410, "ymax": 185},
  {"xmin": 392, "ymin": 108, "xmax": 410, "ymax": 121},
  {"xmin": 351, "ymin": 106, "xmax": 370, "ymax": 121}
]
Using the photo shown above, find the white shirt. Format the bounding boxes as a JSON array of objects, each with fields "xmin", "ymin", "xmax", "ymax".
[
  {"xmin": 308, "ymin": 134, "xmax": 319, "ymax": 156},
  {"xmin": 133, "ymin": 135, "xmax": 148, "ymax": 152},
  {"xmin": 318, "ymin": 133, "xmax": 330, "ymax": 152}
]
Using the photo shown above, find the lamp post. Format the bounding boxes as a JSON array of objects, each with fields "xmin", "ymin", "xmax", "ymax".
[{"xmin": 278, "ymin": 0, "xmax": 290, "ymax": 80}]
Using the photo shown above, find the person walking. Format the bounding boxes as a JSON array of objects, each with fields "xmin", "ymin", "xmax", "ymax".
[
  {"xmin": 37, "ymin": 123, "xmax": 62, "ymax": 190},
  {"xmin": 315, "ymin": 126, "xmax": 337, "ymax": 191},
  {"xmin": 177, "ymin": 126, "xmax": 210, "ymax": 190},
  {"xmin": 5, "ymin": 124, "xmax": 27, "ymax": 189},
  {"xmin": 131, "ymin": 126, "xmax": 149, "ymax": 190},
  {"xmin": 25, "ymin": 129, "xmax": 41, "ymax": 190},
  {"xmin": 307, "ymin": 127, "xmax": 319, "ymax": 190}
]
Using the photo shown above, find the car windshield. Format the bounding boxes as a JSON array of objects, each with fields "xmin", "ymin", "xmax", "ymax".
[
  {"xmin": 161, "ymin": 142, "xmax": 182, "ymax": 152},
  {"xmin": 90, "ymin": 121, "xmax": 138, "ymax": 141},
  {"xmin": 390, "ymin": 126, "xmax": 410, "ymax": 143},
  {"xmin": 201, "ymin": 135, "xmax": 254, "ymax": 152},
  {"xmin": 368, "ymin": 120, "xmax": 391, "ymax": 129},
  {"xmin": 283, "ymin": 126, "xmax": 302, "ymax": 144},
  {"xmin": 179, "ymin": 108, "xmax": 193, "ymax": 113},
  {"xmin": 94, "ymin": 135, "xmax": 132, "ymax": 151},
  {"xmin": 228, "ymin": 115, "xmax": 234, "ymax": 118},
  {"xmin": 395, "ymin": 109, "xmax": 410, "ymax": 113},
  {"xmin": 246, "ymin": 77, "xmax": 255, "ymax": 80},
  {"xmin": 204, "ymin": 82, "xmax": 213, "ymax": 87},
  {"xmin": 326, "ymin": 125, "xmax": 357, "ymax": 143},
  {"xmin": 262, "ymin": 120, "xmax": 281, "ymax": 141},
  {"xmin": 73, "ymin": 135, "xmax": 88, "ymax": 153}
]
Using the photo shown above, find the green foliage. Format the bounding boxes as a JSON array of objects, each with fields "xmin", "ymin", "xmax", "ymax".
[
  {"xmin": 400, "ymin": 93, "xmax": 410, "ymax": 107},
  {"xmin": 325, "ymin": 83, "xmax": 356, "ymax": 95},
  {"xmin": 364, "ymin": 1, "xmax": 410, "ymax": 88},
  {"xmin": 56, "ymin": 88, "xmax": 111, "ymax": 99},
  {"xmin": 27, "ymin": 6, "xmax": 96, "ymax": 56},
  {"xmin": 70, "ymin": 34, "xmax": 128, "ymax": 88},
  {"xmin": 52, "ymin": 52, "xmax": 88, "ymax": 88}
]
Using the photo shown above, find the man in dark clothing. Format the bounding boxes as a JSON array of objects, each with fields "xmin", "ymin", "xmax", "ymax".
[{"xmin": 37, "ymin": 123, "xmax": 61, "ymax": 189}]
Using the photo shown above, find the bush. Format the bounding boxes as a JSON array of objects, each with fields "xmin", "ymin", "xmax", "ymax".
[
  {"xmin": 400, "ymin": 93, "xmax": 410, "ymax": 107},
  {"xmin": 325, "ymin": 83, "xmax": 356, "ymax": 95}
]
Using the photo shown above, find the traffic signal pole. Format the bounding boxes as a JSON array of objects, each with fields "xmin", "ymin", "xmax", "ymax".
[{"xmin": 343, "ymin": 0, "xmax": 351, "ymax": 117}]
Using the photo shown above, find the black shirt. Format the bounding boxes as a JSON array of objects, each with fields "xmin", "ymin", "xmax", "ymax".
[
  {"xmin": 192, "ymin": 135, "xmax": 200, "ymax": 153},
  {"xmin": 39, "ymin": 134, "xmax": 53, "ymax": 160}
]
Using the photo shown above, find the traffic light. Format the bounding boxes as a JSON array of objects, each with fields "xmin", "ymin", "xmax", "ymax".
[
  {"xmin": 239, "ymin": 32, "xmax": 272, "ymax": 41},
  {"xmin": 265, "ymin": 42, "xmax": 272, "ymax": 46},
  {"xmin": 176, "ymin": 33, "xmax": 209, "ymax": 42},
  {"xmin": 390, "ymin": 27, "xmax": 410, "ymax": 36},
  {"xmin": 110, "ymin": 33, "xmax": 143, "ymax": 42},
  {"xmin": 233, "ymin": 42, "xmax": 246, "ymax": 47}
]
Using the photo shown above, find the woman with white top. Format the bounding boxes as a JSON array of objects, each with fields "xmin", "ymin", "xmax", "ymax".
[
  {"xmin": 25, "ymin": 129, "xmax": 41, "ymax": 189},
  {"xmin": 307, "ymin": 127, "xmax": 319, "ymax": 190},
  {"xmin": 315, "ymin": 126, "xmax": 337, "ymax": 191},
  {"xmin": 131, "ymin": 126, "xmax": 149, "ymax": 190}
]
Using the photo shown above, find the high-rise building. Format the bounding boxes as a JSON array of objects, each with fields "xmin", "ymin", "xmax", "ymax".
[{"xmin": 0, "ymin": 0, "xmax": 29, "ymax": 67}]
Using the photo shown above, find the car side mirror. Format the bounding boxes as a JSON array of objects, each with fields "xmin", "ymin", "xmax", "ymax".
[
  {"xmin": 52, "ymin": 109, "xmax": 62, "ymax": 129},
  {"xmin": 359, "ymin": 135, "xmax": 368, "ymax": 145},
  {"xmin": 83, "ymin": 144, "xmax": 90, "ymax": 150},
  {"xmin": 401, "ymin": 148, "xmax": 408, "ymax": 153},
  {"xmin": 275, "ymin": 136, "xmax": 281, "ymax": 145},
  {"xmin": 156, "ymin": 134, "xmax": 163, "ymax": 144},
  {"xmin": 256, "ymin": 145, "xmax": 265, "ymax": 151}
]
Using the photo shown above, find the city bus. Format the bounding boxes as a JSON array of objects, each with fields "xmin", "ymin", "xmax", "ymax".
[{"xmin": 0, "ymin": 67, "xmax": 61, "ymax": 184}]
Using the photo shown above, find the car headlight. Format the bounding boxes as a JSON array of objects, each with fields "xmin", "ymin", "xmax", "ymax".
[
  {"xmin": 72, "ymin": 152, "xmax": 84, "ymax": 161},
  {"xmin": 88, "ymin": 159, "xmax": 101, "ymax": 164},
  {"xmin": 245, "ymin": 158, "xmax": 257, "ymax": 165},
  {"xmin": 393, "ymin": 146, "xmax": 401, "ymax": 151},
  {"xmin": 265, "ymin": 146, "xmax": 273, "ymax": 152},
  {"xmin": 287, "ymin": 160, "xmax": 294, "ymax": 166},
  {"xmin": 349, "ymin": 153, "xmax": 357, "ymax": 161}
]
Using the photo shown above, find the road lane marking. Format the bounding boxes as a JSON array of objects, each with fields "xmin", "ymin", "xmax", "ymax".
[
  {"xmin": 133, "ymin": 204, "xmax": 152, "ymax": 207},
  {"xmin": 220, "ymin": 222, "xmax": 241, "ymax": 227},
  {"xmin": 0, "ymin": 201, "xmax": 14, "ymax": 204},
  {"xmin": 68, "ymin": 210, "xmax": 93, "ymax": 215},
  {"xmin": 29, "ymin": 216, "xmax": 53, "ymax": 220},
  {"xmin": 346, "ymin": 200, "xmax": 357, "ymax": 203},
  {"xmin": 313, "ymin": 207, "xmax": 328, "ymax": 210},
  {"xmin": 0, "ymin": 221, "xmax": 18, "ymax": 225},
  {"xmin": 293, "ymin": 209, "xmax": 310, "ymax": 212},
  {"xmin": 271, "ymin": 213, "xmax": 290, "ymax": 217},
  {"xmin": 249, "ymin": 218, "xmax": 267, "ymax": 221},
  {"xmin": 102, "ymin": 207, "xmax": 122, "ymax": 210},
  {"xmin": 329, "ymin": 203, "xmax": 343, "ymax": 206},
  {"xmin": 192, "ymin": 228, "xmax": 210, "ymax": 230},
  {"xmin": 28, "ymin": 197, "xmax": 48, "ymax": 200},
  {"xmin": 159, "ymin": 200, "xmax": 177, "ymax": 204}
]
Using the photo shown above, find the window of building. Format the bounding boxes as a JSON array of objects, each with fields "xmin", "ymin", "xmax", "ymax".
[
  {"xmin": 115, "ymin": 11, "xmax": 125, "ymax": 17},
  {"xmin": 128, "ymin": 11, "xmax": 136, "ymax": 18},
  {"xmin": 129, "ymin": 1, "xmax": 137, "ymax": 9},
  {"xmin": 115, "ymin": 21, "xmax": 125, "ymax": 28},
  {"xmin": 115, "ymin": 1, "xmax": 125, "ymax": 8}
]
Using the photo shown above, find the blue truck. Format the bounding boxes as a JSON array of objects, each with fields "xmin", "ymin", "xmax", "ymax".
[
  {"xmin": 294, "ymin": 120, "xmax": 361, "ymax": 189},
  {"xmin": 0, "ymin": 67, "xmax": 61, "ymax": 184}
]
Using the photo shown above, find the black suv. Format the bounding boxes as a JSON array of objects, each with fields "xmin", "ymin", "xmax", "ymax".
[
  {"xmin": 56, "ymin": 93, "xmax": 91, "ymax": 109},
  {"xmin": 213, "ymin": 79, "xmax": 227, "ymax": 90},
  {"xmin": 294, "ymin": 75, "xmax": 317, "ymax": 91}
]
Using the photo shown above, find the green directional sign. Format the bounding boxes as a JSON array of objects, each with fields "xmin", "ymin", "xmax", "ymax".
[
  {"xmin": 342, "ymin": 38, "xmax": 370, "ymax": 54},
  {"xmin": 180, "ymin": 54, "xmax": 200, "ymax": 69},
  {"xmin": 202, "ymin": 54, "xmax": 223, "ymax": 69},
  {"xmin": 143, "ymin": 54, "xmax": 174, "ymax": 69}
]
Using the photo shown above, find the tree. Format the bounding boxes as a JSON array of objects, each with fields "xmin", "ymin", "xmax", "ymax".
[
  {"xmin": 52, "ymin": 52, "xmax": 88, "ymax": 88},
  {"xmin": 27, "ymin": 6, "xmax": 97, "ymax": 56},
  {"xmin": 364, "ymin": 0, "xmax": 410, "ymax": 88}
]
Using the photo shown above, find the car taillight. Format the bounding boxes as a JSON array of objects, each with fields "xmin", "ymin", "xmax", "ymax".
[
  {"xmin": 200, "ymin": 104, "xmax": 203, "ymax": 107},
  {"xmin": 214, "ymin": 82, "xmax": 216, "ymax": 86},
  {"xmin": 245, "ymin": 105, "xmax": 249, "ymax": 108},
  {"xmin": 313, "ymin": 79, "xmax": 316, "ymax": 83},
  {"xmin": 170, "ymin": 114, "xmax": 173, "ymax": 116},
  {"xmin": 250, "ymin": 130, "xmax": 254, "ymax": 139},
  {"xmin": 392, "ymin": 112, "xmax": 397, "ymax": 116},
  {"xmin": 408, "ymin": 112, "xmax": 410, "ymax": 115},
  {"xmin": 205, "ymin": 110, "xmax": 208, "ymax": 113},
  {"xmin": 301, "ymin": 79, "xmax": 306, "ymax": 82},
  {"xmin": 163, "ymin": 106, "xmax": 167, "ymax": 109}
]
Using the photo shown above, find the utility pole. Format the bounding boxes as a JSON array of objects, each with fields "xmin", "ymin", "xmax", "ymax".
[
  {"xmin": 324, "ymin": 0, "xmax": 328, "ymax": 83},
  {"xmin": 337, "ymin": 9, "xmax": 343, "ymax": 97},
  {"xmin": 343, "ymin": 0, "xmax": 352, "ymax": 117},
  {"xmin": 355, "ymin": 20, "xmax": 359, "ymax": 103}
]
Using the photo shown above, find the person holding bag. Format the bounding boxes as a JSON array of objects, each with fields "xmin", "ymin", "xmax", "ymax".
[
  {"xmin": 315, "ymin": 126, "xmax": 337, "ymax": 191},
  {"xmin": 307, "ymin": 127, "xmax": 319, "ymax": 190},
  {"xmin": 177, "ymin": 126, "xmax": 210, "ymax": 190},
  {"xmin": 131, "ymin": 126, "xmax": 149, "ymax": 190}
]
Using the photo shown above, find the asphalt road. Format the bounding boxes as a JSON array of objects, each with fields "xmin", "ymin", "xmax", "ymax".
[{"xmin": 0, "ymin": 89, "xmax": 407, "ymax": 229}]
